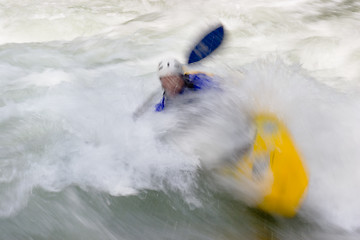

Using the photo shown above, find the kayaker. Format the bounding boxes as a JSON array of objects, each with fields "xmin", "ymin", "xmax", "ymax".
[{"xmin": 155, "ymin": 58, "xmax": 214, "ymax": 112}]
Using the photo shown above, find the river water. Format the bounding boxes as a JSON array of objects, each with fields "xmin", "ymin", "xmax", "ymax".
[{"xmin": 1, "ymin": 0, "xmax": 360, "ymax": 239}]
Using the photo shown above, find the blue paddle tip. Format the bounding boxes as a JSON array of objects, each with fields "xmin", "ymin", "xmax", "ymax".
[{"xmin": 187, "ymin": 25, "xmax": 224, "ymax": 64}]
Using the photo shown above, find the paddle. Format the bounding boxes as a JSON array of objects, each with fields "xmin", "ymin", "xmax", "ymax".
[
  {"xmin": 132, "ymin": 23, "xmax": 225, "ymax": 120},
  {"xmin": 187, "ymin": 24, "xmax": 224, "ymax": 64}
]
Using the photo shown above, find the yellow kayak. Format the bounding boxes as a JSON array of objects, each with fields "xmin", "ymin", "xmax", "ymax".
[{"xmin": 225, "ymin": 114, "xmax": 308, "ymax": 217}]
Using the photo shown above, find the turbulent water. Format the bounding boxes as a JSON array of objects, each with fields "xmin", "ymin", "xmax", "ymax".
[{"xmin": 1, "ymin": 0, "xmax": 360, "ymax": 239}]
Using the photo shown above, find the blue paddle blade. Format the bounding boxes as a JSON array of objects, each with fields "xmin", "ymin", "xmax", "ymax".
[{"xmin": 187, "ymin": 25, "xmax": 224, "ymax": 64}]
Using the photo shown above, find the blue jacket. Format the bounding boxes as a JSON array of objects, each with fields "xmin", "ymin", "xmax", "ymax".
[{"xmin": 155, "ymin": 73, "xmax": 214, "ymax": 112}]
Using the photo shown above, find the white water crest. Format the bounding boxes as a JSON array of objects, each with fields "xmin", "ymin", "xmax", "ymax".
[{"xmin": 1, "ymin": 0, "xmax": 360, "ymax": 237}]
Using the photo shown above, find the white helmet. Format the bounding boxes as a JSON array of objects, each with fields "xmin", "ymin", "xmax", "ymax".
[{"xmin": 157, "ymin": 58, "xmax": 183, "ymax": 78}]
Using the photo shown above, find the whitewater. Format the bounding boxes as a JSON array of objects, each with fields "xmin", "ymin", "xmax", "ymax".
[{"xmin": 1, "ymin": 0, "xmax": 360, "ymax": 239}]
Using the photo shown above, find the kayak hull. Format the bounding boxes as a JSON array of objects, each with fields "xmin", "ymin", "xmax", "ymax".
[{"xmin": 225, "ymin": 114, "xmax": 308, "ymax": 217}]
